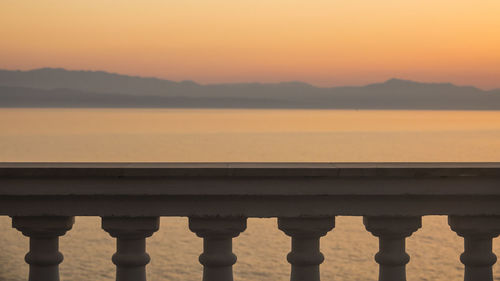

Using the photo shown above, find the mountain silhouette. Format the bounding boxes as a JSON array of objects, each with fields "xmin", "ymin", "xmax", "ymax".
[{"xmin": 0, "ymin": 68, "xmax": 499, "ymax": 109}]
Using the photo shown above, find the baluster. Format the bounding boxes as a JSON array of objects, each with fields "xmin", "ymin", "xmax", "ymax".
[
  {"xmin": 277, "ymin": 217, "xmax": 335, "ymax": 281},
  {"xmin": 363, "ymin": 216, "xmax": 421, "ymax": 281},
  {"xmin": 12, "ymin": 216, "xmax": 75, "ymax": 281},
  {"xmin": 449, "ymin": 216, "xmax": 500, "ymax": 281},
  {"xmin": 189, "ymin": 217, "xmax": 247, "ymax": 281},
  {"xmin": 102, "ymin": 217, "xmax": 160, "ymax": 281}
]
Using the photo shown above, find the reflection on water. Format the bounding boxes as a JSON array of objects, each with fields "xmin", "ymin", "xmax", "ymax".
[
  {"xmin": 1, "ymin": 109, "xmax": 500, "ymax": 281},
  {"xmin": 1, "ymin": 109, "xmax": 500, "ymax": 162},
  {"xmin": 1, "ymin": 216, "xmax": 471, "ymax": 281}
]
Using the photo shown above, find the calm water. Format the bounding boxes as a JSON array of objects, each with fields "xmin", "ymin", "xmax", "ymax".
[{"xmin": 1, "ymin": 108, "xmax": 500, "ymax": 281}]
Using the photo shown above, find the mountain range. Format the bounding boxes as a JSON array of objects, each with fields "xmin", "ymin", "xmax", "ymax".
[{"xmin": 1, "ymin": 68, "xmax": 499, "ymax": 109}]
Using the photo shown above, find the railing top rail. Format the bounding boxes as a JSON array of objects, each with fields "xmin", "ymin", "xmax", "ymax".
[
  {"xmin": 2, "ymin": 162, "xmax": 500, "ymax": 168},
  {"xmin": 1, "ymin": 162, "xmax": 500, "ymax": 178},
  {"xmin": 1, "ymin": 162, "xmax": 500, "ymax": 216}
]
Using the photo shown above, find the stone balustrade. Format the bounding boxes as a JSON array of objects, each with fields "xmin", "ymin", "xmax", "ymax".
[{"xmin": 1, "ymin": 162, "xmax": 500, "ymax": 281}]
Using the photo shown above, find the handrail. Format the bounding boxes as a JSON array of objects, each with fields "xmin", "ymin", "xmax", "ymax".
[{"xmin": 1, "ymin": 162, "xmax": 500, "ymax": 281}]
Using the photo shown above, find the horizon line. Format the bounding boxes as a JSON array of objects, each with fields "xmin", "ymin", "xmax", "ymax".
[{"xmin": 0, "ymin": 67, "xmax": 496, "ymax": 91}]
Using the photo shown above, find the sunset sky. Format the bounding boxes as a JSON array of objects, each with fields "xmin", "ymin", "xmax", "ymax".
[{"xmin": 1, "ymin": 0, "xmax": 499, "ymax": 89}]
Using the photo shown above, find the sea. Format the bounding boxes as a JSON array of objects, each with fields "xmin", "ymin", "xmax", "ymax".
[{"xmin": 1, "ymin": 108, "xmax": 500, "ymax": 281}]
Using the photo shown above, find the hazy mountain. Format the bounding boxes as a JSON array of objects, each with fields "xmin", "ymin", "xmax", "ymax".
[{"xmin": 1, "ymin": 68, "xmax": 499, "ymax": 109}]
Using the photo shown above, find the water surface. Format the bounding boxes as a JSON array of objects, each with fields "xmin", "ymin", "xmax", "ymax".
[{"xmin": 1, "ymin": 109, "xmax": 500, "ymax": 281}]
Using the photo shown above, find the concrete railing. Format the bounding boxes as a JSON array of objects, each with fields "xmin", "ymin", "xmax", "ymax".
[{"xmin": 1, "ymin": 162, "xmax": 500, "ymax": 281}]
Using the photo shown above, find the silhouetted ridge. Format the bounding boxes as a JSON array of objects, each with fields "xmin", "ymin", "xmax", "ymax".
[
  {"xmin": 0, "ymin": 68, "xmax": 499, "ymax": 109},
  {"xmin": 384, "ymin": 78, "xmax": 420, "ymax": 85}
]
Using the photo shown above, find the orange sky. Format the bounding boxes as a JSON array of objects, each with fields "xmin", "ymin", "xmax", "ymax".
[{"xmin": 1, "ymin": 0, "xmax": 499, "ymax": 89}]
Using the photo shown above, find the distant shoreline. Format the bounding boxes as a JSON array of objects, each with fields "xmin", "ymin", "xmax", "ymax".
[
  {"xmin": 2, "ymin": 107, "xmax": 500, "ymax": 111},
  {"xmin": 1, "ymin": 68, "xmax": 499, "ymax": 110}
]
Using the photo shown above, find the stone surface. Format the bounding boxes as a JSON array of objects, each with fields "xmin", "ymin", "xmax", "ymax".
[
  {"xmin": 278, "ymin": 217, "xmax": 335, "ymax": 281},
  {"xmin": 1, "ymin": 163, "xmax": 500, "ymax": 217},
  {"xmin": 189, "ymin": 217, "xmax": 247, "ymax": 281},
  {"xmin": 364, "ymin": 216, "xmax": 421, "ymax": 281},
  {"xmin": 12, "ymin": 216, "xmax": 74, "ymax": 281},
  {"xmin": 449, "ymin": 216, "xmax": 500, "ymax": 281},
  {"xmin": 102, "ymin": 217, "xmax": 160, "ymax": 281}
]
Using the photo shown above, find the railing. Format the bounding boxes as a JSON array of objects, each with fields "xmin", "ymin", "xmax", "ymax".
[{"xmin": 1, "ymin": 162, "xmax": 500, "ymax": 281}]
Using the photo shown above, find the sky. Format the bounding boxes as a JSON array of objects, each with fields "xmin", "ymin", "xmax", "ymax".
[{"xmin": 1, "ymin": 0, "xmax": 499, "ymax": 89}]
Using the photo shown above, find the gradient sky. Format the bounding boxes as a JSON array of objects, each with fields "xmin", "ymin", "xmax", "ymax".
[{"xmin": 1, "ymin": 0, "xmax": 499, "ymax": 88}]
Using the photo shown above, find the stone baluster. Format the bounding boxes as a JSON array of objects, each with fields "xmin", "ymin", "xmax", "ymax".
[
  {"xmin": 102, "ymin": 217, "xmax": 160, "ymax": 281},
  {"xmin": 363, "ymin": 216, "xmax": 421, "ymax": 281},
  {"xmin": 277, "ymin": 217, "xmax": 335, "ymax": 281},
  {"xmin": 12, "ymin": 216, "xmax": 75, "ymax": 281},
  {"xmin": 449, "ymin": 216, "xmax": 500, "ymax": 281},
  {"xmin": 189, "ymin": 217, "xmax": 247, "ymax": 281}
]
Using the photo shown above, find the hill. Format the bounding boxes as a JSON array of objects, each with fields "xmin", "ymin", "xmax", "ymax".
[{"xmin": 1, "ymin": 68, "xmax": 499, "ymax": 109}]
